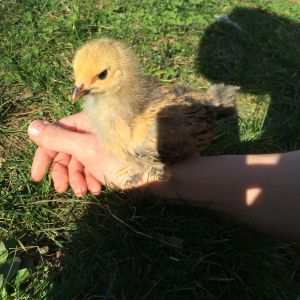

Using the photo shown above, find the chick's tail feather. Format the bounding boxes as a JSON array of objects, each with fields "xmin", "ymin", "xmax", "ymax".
[{"xmin": 208, "ymin": 83, "xmax": 239, "ymax": 119}]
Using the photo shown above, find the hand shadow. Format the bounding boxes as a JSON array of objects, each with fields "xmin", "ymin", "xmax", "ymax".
[{"xmin": 196, "ymin": 7, "xmax": 300, "ymax": 154}]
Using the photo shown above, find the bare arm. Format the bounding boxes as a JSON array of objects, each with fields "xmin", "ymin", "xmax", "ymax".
[
  {"xmin": 28, "ymin": 116, "xmax": 300, "ymax": 242},
  {"xmin": 150, "ymin": 152, "xmax": 300, "ymax": 241}
]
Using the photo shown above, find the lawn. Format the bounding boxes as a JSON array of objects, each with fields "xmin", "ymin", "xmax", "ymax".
[{"xmin": 1, "ymin": 0, "xmax": 300, "ymax": 299}]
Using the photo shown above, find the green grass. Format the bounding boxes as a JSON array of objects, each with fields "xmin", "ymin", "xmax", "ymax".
[{"xmin": 1, "ymin": 0, "xmax": 300, "ymax": 298}]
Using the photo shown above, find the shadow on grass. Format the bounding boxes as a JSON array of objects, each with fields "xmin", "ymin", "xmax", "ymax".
[
  {"xmin": 45, "ymin": 7, "xmax": 300, "ymax": 300},
  {"xmin": 197, "ymin": 7, "xmax": 300, "ymax": 154},
  {"xmin": 46, "ymin": 191, "xmax": 299, "ymax": 300}
]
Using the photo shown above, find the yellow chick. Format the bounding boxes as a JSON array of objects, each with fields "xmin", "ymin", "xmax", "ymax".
[{"xmin": 72, "ymin": 38, "xmax": 238, "ymax": 185}]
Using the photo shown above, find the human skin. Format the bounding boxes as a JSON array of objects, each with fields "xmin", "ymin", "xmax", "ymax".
[{"xmin": 28, "ymin": 112, "xmax": 300, "ymax": 242}]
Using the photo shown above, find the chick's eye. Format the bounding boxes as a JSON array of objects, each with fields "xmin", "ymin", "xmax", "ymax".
[{"xmin": 98, "ymin": 69, "xmax": 108, "ymax": 80}]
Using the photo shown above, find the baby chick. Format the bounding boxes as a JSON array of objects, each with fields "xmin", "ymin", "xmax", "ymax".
[{"xmin": 72, "ymin": 38, "xmax": 238, "ymax": 185}]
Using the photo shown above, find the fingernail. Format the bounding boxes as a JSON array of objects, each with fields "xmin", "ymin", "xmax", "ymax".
[
  {"xmin": 28, "ymin": 120, "xmax": 49, "ymax": 137},
  {"xmin": 74, "ymin": 188, "xmax": 84, "ymax": 197},
  {"xmin": 91, "ymin": 189, "xmax": 100, "ymax": 195}
]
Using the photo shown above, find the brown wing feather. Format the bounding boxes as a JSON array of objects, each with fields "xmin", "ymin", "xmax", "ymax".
[{"xmin": 129, "ymin": 88, "xmax": 216, "ymax": 167}]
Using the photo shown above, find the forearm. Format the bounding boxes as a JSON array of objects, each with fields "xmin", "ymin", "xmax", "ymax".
[{"xmin": 151, "ymin": 151, "xmax": 300, "ymax": 241}]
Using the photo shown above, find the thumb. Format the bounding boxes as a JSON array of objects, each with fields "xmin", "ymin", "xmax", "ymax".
[{"xmin": 28, "ymin": 120, "xmax": 87, "ymax": 156}]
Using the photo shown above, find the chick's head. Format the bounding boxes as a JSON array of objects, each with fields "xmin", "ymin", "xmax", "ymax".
[{"xmin": 72, "ymin": 38, "xmax": 139, "ymax": 103}]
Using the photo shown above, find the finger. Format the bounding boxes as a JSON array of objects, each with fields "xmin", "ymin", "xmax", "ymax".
[
  {"xmin": 31, "ymin": 147, "xmax": 57, "ymax": 182},
  {"xmin": 57, "ymin": 112, "xmax": 94, "ymax": 133},
  {"xmin": 28, "ymin": 120, "xmax": 89, "ymax": 157},
  {"xmin": 84, "ymin": 169, "xmax": 102, "ymax": 195},
  {"xmin": 68, "ymin": 156, "xmax": 87, "ymax": 197},
  {"xmin": 50, "ymin": 152, "xmax": 71, "ymax": 193}
]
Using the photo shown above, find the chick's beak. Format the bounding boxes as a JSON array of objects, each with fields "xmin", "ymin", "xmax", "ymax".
[{"xmin": 72, "ymin": 86, "xmax": 91, "ymax": 104}]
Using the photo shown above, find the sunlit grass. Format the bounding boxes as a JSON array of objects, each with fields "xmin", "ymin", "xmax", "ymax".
[{"xmin": 0, "ymin": 0, "xmax": 300, "ymax": 298}]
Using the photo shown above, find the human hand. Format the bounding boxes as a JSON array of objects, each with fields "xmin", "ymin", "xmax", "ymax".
[{"xmin": 28, "ymin": 112, "xmax": 141, "ymax": 197}]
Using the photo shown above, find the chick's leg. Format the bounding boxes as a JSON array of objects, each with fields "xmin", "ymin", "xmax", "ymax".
[
  {"xmin": 117, "ymin": 163, "xmax": 170, "ymax": 188},
  {"xmin": 146, "ymin": 164, "xmax": 171, "ymax": 182},
  {"xmin": 125, "ymin": 168, "xmax": 170, "ymax": 188},
  {"xmin": 115, "ymin": 164, "xmax": 145, "ymax": 188}
]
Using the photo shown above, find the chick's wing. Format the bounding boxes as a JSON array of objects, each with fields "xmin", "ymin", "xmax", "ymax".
[{"xmin": 130, "ymin": 88, "xmax": 216, "ymax": 166}]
